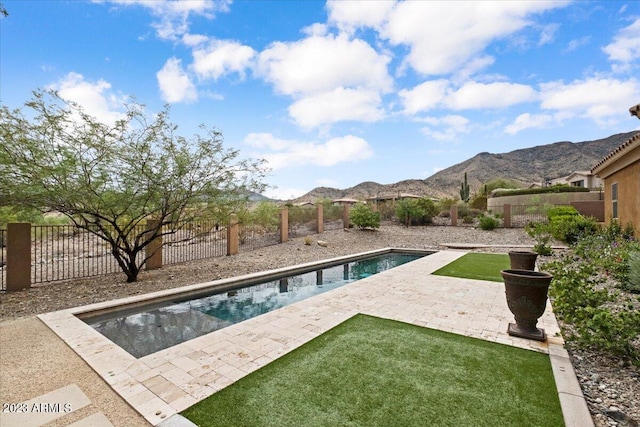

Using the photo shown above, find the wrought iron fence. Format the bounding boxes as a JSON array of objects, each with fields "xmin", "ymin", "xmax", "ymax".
[
  {"xmin": 489, "ymin": 204, "xmax": 571, "ymax": 228},
  {"xmin": 288, "ymin": 206, "xmax": 317, "ymax": 238},
  {"xmin": 239, "ymin": 222, "xmax": 279, "ymax": 252},
  {"xmin": 1, "ymin": 228, "xmax": 6, "ymax": 290},
  {"xmin": 31, "ymin": 224, "xmax": 123, "ymax": 284},
  {"xmin": 162, "ymin": 220, "xmax": 228, "ymax": 265}
]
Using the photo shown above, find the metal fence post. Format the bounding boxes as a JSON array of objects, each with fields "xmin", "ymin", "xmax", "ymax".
[
  {"xmin": 316, "ymin": 204, "xmax": 324, "ymax": 234},
  {"xmin": 227, "ymin": 214, "xmax": 239, "ymax": 255},
  {"xmin": 6, "ymin": 223, "xmax": 31, "ymax": 291},
  {"xmin": 145, "ymin": 219, "xmax": 163, "ymax": 270},
  {"xmin": 280, "ymin": 207, "xmax": 288, "ymax": 243}
]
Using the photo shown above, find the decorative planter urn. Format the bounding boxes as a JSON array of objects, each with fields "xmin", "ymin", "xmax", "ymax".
[
  {"xmin": 501, "ymin": 269, "xmax": 553, "ymax": 342},
  {"xmin": 508, "ymin": 251, "xmax": 538, "ymax": 271}
]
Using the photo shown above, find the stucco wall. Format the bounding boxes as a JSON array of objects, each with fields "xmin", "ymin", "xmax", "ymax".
[
  {"xmin": 487, "ymin": 191, "xmax": 603, "ymax": 210},
  {"xmin": 603, "ymin": 160, "xmax": 640, "ymax": 237}
]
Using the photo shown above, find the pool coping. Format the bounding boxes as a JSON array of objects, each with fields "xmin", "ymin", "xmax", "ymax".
[{"xmin": 38, "ymin": 249, "xmax": 593, "ymax": 427}]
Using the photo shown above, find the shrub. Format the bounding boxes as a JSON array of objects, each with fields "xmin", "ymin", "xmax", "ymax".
[
  {"xmin": 462, "ymin": 215, "xmax": 474, "ymax": 224},
  {"xmin": 250, "ymin": 201, "xmax": 280, "ymax": 231},
  {"xmin": 396, "ymin": 198, "xmax": 437, "ymax": 226},
  {"xmin": 525, "ymin": 222, "xmax": 553, "ymax": 255},
  {"xmin": 550, "ymin": 215, "xmax": 599, "ymax": 244},
  {"xmin": 478, "ymin": 214, "xmax": 500, "ymax": 230},
  {"xmin": 547, "ymin": 206, "xmax": 579, "ymax": 220},
  {"xmin": 416, "ymin": 198, "xmax": 438, "ymax": 223},
  {"xmin": 436, "ymin": 197, "xmax": 458, "ymax": 212},
  {"xmin": 469, "ymin": 194, "xmax": 487, "ymax": 211},
  {"xmin": 627, "ymin": 251, "xmax": 640, "ymax": 293},
  {"xmin": 492, "ymin": 185, "xmax": 589, "ymax": 198},
  {"xmin": 349, "ymin": 203, "xmax": 380, "ymax": 230}
]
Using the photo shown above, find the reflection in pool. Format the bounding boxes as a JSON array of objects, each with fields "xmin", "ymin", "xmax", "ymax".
[{"xmin": 85, "ymin": 252, "xmax": 426, "ymax": 358}]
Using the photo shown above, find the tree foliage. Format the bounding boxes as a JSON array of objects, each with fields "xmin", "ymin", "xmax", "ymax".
[
  {"xmin": 349, "ymin": 203, "xmax": 380, "ymax": 230},
  {"xmin": 0, "ymin": 90, "xmax": 267, "ymax": 282}
]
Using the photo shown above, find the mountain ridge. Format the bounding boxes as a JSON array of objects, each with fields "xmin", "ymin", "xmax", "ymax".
[{"xmin": 291, "ymin": 131, "xmax": 638, "ymax": 203}]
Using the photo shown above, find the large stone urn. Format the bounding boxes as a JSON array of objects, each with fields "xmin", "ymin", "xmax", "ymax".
[
  {"xmin": 501, "ymin": 269, "xmax": 553, "ymax": 342},
  {"xmin": 508, "ymin": 251, "xmax": 538, "ymax": 271}
]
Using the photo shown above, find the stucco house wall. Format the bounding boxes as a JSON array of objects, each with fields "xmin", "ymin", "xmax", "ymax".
[{"xmin": 591, "ymin": 133, "xmax": 640, "ymax": 238}]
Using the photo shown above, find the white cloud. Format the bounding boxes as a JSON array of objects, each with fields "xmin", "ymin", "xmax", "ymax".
[
  {"xmin": 49, "ymin": 72, "xmax": 126, "ymax": 124},
  {"xmin": 103, "ymin": 0, "xmax": 231, "ymax": 41},
  {"xmin": 540, "ymin": 77, "xmax": 640, "ymax": 125},
  {"xmin": 263, "ymin": 186, "xmax": 307, "ymax": 201},
  {"xmin": 288, "ymin": 88, "xmax": 385, "ymax": 128},
  {"xmin": 327, "ymin": 0, "xmax": 396, "ymax": 34},
  {"xmin": 191, "ymin": 39, "xmax": 256, "ymax": 80},
  {"xmin": 256, "ymin": 33, "xmax": 392, "ymax": 96},
  {"xmin": 382, "ymin": 1, "xmax": 568, "ymax": 75},
  {"xmin": 245, "ymin": 133, "xmax": 374, "ymax": 169},
  {"xmin": 420, "ymin": 115, "xmax": 470, "ymax": 142},
  {"xmin": 399, "ymin": 80, "xmax": 536, "ymax": 114},
  {"xmin": 399, "ymin": 80, "xmax": 449, "ymax": 114},
  {"xmin": 504, "ymin": 113, "xmax": 554, "ymax": 135},
  {"xmin": 602, "ymin": 18, "xmax": 640, "ymax": 67},
  {"xmin": 156, "ymin": 57, "xmax": 198, "ymax": 103},
  {"xmin": 445, "ymin": 81, "xmax": 537, "ymax": 110}
]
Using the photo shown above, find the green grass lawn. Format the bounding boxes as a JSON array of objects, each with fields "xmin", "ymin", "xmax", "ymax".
[
  {"xmin": 432, "ymin": 252, "xmax": 510, "ymax": 282},
  {"xmin": 182, "ymin": 314, "xmax": 562, "ymax": 427}
]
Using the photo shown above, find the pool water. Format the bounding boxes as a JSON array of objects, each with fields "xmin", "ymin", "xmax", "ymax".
[{"xmin": 85, "ymin": 253, "xmax": 425, "ymax": 358}]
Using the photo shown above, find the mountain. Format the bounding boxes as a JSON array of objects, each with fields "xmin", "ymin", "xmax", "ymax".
[{"xmin": 291, "ymin": 131, "xmax": 638, "ymax": 203}]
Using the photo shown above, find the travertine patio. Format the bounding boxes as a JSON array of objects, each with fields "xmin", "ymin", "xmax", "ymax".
[{"xmin": 36, "ymin": 249, "xmax": 591, "ymax": 426}]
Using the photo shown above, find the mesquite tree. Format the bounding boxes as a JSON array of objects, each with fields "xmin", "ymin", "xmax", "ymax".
[{"xmin": 0, "ymin": 90, "xmax": 267, "ymax": 282}]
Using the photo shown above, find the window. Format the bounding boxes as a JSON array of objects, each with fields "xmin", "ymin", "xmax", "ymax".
[
  {"xmin": 571, "ymin": 180, "xmax": 584, "ymax": 187},
  {"xmin": 611, "ymin": 183, "xmax": 618, "ymax": 219}
]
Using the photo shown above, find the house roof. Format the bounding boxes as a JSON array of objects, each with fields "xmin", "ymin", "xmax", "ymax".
[
  {"xmin": 331, "ymin": 198, "xmax": 359, "ymax": 203},
  {"xmin": 591, "ymin": 132, "xmax": 640, "ymax": 175},
  {"xmin": 630, "ymin": 103, "xmax": 640, "ymax": 119}
]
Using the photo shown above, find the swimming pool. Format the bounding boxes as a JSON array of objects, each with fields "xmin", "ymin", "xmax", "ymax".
[{"xmin": 83, "ymin": 251, "xmax": 429, "ymax": 358}]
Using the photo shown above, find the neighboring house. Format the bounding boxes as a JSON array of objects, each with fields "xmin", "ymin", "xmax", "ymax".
[
  {"xmin": 367, "ymin": 193, "xmax": 422, "ymax": 204},
  {"xmin": 331, "ymin": 198, "xmax": 359, "ymax": 206},
  {"xmin": 547, "ymin": 171, "xmax": 603, "ymax": 188},
  {"xmin": 591, "ymin": 132, "xmax": 640, "ymax": 237}
]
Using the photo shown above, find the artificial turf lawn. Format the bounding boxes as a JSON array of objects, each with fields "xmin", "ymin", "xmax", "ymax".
[
  {"xmin": 182, "ymin": 314, "xmax": 563, "ymax": 427},
  {"xmin": 432, "ymin": 252, "xmax": 510, "ymax": 282}
]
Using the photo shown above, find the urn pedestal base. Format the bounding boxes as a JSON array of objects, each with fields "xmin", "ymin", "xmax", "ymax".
[{"xmin": 507, "ymin": 322, "xmax": 546, "ymax": 342}]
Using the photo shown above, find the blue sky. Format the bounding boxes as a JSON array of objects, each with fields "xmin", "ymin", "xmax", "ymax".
[{"xmin": 1, "ymin": 0, "xmax": 639, "ymax": 200}]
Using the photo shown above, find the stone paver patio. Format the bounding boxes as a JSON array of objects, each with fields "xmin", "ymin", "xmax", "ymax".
[{"xmin": 37, "ymin": 249, "xmax": 592, "ymax": 426}]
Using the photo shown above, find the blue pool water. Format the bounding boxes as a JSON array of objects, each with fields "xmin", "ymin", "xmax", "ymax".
[{"xmin": 85, "ymin": 252, "xmax": 426, "ymax": 358}]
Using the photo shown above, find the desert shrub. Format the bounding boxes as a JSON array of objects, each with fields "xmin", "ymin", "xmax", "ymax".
[
  {"xmin": 436, "ymin": 197, "xmax": 458, "ymax": 212},
  {"xmin": 438, "ymin": 210, "xmax": 450, "ymax": 218},
  {"xmin": 250, "ymin": 201, "xmax": 280, "ymax": 231},
  {"xmin": 377, "ymin": 202, "xmax": 396, "ymax": 221},
  {"xmin": 455, "ymin": 202, "xmax": 470, "ymax": 218},
  {"xmin": 469, "ymin": 194, "xmax": 487, "ymax": 211},
  {"xmin": 525, "ymin": 222, "xmax": 554, "ymax": 255},
  {"xmin": 396, "ymin": 198, "xmax": 438, "ymax": 226},
  {"xmin": 627, "ymin": 251, "xmax": 640, "ymax": 293},
  {"xmin": 288, "ymin": 205, "xmax": 316, "ymax": 225},
  {"xmin": 462, "ymin": 215, "xmax": 474, "ymax": 224},
  {"xmin": 547, "ymin": 206, "xmax": 579, "ymax": 220},
  {"xmin": 550, "ymin": 215, "xmax": 599, "ymax": 244},
  {"xmin": 492, "ymin": 185, "xmax": 589, "ymax": 197},
  {"xmin": 396, "ymin": 199, "xmax": 423, "ymax": 226},
  {"xmin": 543, "ymin": 249, "xmax": 640, "ymax": 363},
  {"xmin": 478, "ymin": 214, "xmax": 500, "ymax": 230},
  {"xmin": 317, "ymin": 199, "xmax": 343, "ymax": 221},
  {"xmin": 349, "ymin": 203, "xmax": 380, "ymax": 230}
]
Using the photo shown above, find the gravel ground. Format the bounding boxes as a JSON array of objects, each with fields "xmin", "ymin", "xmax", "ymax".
[{"xmin": 0, "ymin": 224, "xmax": 637, "ymax": 426}]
